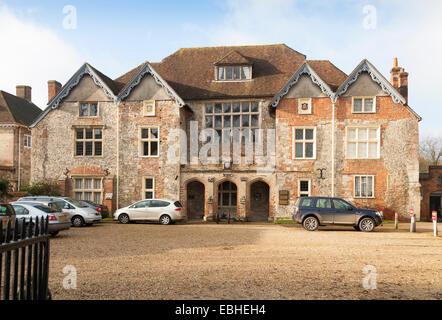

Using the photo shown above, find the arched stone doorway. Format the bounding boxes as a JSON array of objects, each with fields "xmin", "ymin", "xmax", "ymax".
[
  {"xmin": 218, "ymin": 181, "xmax": 238, "ymax": 220},
  {"xmin": 187, "ymin": 181, "xmax": 205, "ymax": 220},
  {"xmin": 250, "ymin": 181, "xmax": 270, "ymax": 222},
  {"xmin": 430, "ymin": 190, "xmax": 442, "ymax": 221}
]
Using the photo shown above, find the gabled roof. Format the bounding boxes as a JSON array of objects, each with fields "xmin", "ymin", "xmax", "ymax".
[
  {"xmin": 32, "ymin": 62, "xmax": 186, "ymax": 127},
  {"xmin": 307, "ymin": 60, "xmax": 348, "ymax": 91},
  {"xmin": 47, "ymin": 63, "xmax": 119, "ymax": 109},
  {"xmin": 116, "ymin": 44, "xmax": 308, "ymax": 100},
  {"xmin": 0, "ymin": 90, "xmax": 42, "ymax": 126},
  {"xmin": 32, "ymin": 63, "xmax": 120, "ymax": 127},
  {"xmin": 214, "ymin": 50, "xmax": 253, "ymax": 65},
  {"xmin": 335, "ymin": 59, "xmax": 405, "ymax": 104},
  {"xmin": 334, "ymin": 59, "xmax": 421, "ymax": 120},
  {"xmin": 117, "ymin": 62, "xmax": 185, "ymax": 107},
  {"xmin": 270, "ymin": 61, "xmax": 347, "ymax": 107}
]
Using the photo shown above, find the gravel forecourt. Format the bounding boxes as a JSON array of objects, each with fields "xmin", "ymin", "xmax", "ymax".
[{"xmin": 48, "ymin": 221, "xmax": 442, "ymax": 300}]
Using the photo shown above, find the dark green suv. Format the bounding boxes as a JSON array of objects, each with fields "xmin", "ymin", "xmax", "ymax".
[{"xmin": 293, "ymin": 197, "xmax": 383, "ymax": 232}]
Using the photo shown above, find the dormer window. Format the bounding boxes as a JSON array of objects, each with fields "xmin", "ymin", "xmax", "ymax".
[
  {"xmin": 214, "ymin": 50, "xmax": 253, "ymax": 81},
  {"xmin": 217, "ymin": 66, "xmax": 251, "ymax": 81}
]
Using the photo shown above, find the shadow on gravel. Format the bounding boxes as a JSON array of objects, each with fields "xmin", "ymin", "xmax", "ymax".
[{"xmin": 50, "ymin": 222, "xmax": 265, "ymax": 259}]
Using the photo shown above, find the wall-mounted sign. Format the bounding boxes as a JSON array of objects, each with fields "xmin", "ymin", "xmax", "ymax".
[
  {"xmin": 105, "ymin": 193, "xmax": 113, "ymax": 200},
  {"xmin": 279, "ymin": 190, "xmax": 289, "ymax": 205}
]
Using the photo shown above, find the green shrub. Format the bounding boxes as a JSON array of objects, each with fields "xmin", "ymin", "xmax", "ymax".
[{"xmin": 21, "ymin": 181, "xmax": 61, "ymax": 196}]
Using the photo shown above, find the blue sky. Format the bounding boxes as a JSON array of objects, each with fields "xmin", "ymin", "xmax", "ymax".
[{"xmin": 0, "ymin": 0, "xmax": 441, "ymax": 138}]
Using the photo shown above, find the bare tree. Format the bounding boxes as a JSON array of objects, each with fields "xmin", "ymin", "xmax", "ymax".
[{"xmin": 420, "ymin": 136, "xmax": 442, "ymax": 172}]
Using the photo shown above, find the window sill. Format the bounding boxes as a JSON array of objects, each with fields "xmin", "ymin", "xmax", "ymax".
[
  {"xmin": 354, "ymin": 197, "xmax": 376, "ymax": 199},
  {"xmin": 293, "ymin": 158, "xmax": 316, "ymax": 160},
  {"xmin": 74, "ymin": 155, "xmax": 104, "ymax": 159},
  {"xmin": 212, "ymin": 79, "xmax": 253, "ymax": 83}
]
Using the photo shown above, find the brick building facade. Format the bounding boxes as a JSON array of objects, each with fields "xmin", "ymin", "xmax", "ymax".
[
  {"xmin": 0, "ymin": 86, "xmax": 41, "ymax": 191},
  {"xmin": 30, "ymin": 44, "xmax": 422, "ymax": 220},
  {"xmin": 420, "ymin": 166, "xmax": 442, "ymax": 221}
]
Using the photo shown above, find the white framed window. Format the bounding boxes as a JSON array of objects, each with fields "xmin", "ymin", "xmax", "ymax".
[
  {"xmin": 346, "ymin": 127, "xmax": 380, "ymax": 159},
  {"xmin": 204, "ymin": 101, "xmax": 260, "ymax": 143},
  {"xmin": 73, "ymin": 177, "xmax": 103, "ymax": 204},
  {"xmin": 24, "ymin": 135, "xmax": 32, "ymax": 148},
  {"xmin": 142, "ymin": 100, "xmax": 155, "ymax": 116},
  {"xmin": 352, "ymin": 97, "xmax": 376, "ymax": 113},
  {"xmin": 354, "ymin": 175, "xmax": 375, "ymax": 198},
  {"xmin": 298, "ymin": 179, "xmax": 311, "ymax": 197},
  {"xmin": 292, "ymin": 127, "xmax": 316, "ymax": 159},
  {"xmin": 216, "ymin": 66, "xmax": 251, "ymax": 81},
  {"xmin": 140, "ymin": 127, "xmax": 159, "ymax": 157},
  {"xmin": 75, "ymin": 128, "xmax": 103, "ymax": 157},
  {"xmin": 79, "ymin": 102, "xmax": 98, "ymax": 117},
  {"xmin": 142, "ymin": 177, "xmax": 155, "ymax": 199},
  {"xmin": 298, "ymin": 98, "xmax": 312, "ymax": 115}
]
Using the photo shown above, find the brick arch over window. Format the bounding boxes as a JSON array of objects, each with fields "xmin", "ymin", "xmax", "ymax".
[{"xmin": 69, "ymin": 165, "xmax": 108, "ymax": 177}]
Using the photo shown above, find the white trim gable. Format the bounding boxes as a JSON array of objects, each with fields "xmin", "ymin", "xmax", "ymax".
[
  {"xmin": 118, "ymin": 62, "xmax": 185, "ymax": 108},
  {"xmin": 31, "ymin": 63, "xmax": 119, "ymax": 127},
  {"xmin": 334, "ymin": 59, "xmax": 406, "ymax": 105},
  {"xmin": 49, "ymin": 63, "xmax": 118, "ymax": 108},
  {"xmin": 270, "ymin": 62, "xmax": 335, "ymax": 107}
]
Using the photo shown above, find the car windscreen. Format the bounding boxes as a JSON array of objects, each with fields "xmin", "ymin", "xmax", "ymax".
[
  {"xmin": 174, "ymin": 201, "xmax": 183, "ymax": 208},
  {"xmin": 32, "ymin": 205, "xmax": 58, "ymax": 214},
  {"xmin": 0, "ymin": 204, "xmax": 14, "ymax": 216}
]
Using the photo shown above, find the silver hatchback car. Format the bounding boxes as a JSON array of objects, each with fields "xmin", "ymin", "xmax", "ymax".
[
  {"xmin": 11, "ymin": 202, "xmax": 71, "ymax": 236},
  {"xmin": 114, "ymin": 199, "xmax": 186, "ymax": 225}
]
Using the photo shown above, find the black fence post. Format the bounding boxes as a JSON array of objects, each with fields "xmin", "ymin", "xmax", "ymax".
[{"xmin": 0, "ymin": 215, "xmax": 51, "ymax": 300}]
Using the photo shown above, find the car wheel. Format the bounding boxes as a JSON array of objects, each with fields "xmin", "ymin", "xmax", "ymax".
[
  {"xmin": 50, "ymin": 231, "xmax": 59, "ymax": 237},
  {"xmin": 118, "ymin": 214, "xmax": 130, "ymax": 224},
  {"xmin": 353, "ymin": 225, "xmax": 360, "ymax": 231},
  {"xmin": 359, "ymin": 217, "xmax": 375, "ymax": 232},
  {"xmin": 159, "ymin": 214, "xmax": 171, "ymax": 225},
  {"xmin": 303, "ymin": 216, "xmax": 319, "ymax": 231},
  {"xmin": 71, "ymin": 216, "xmax": 85, "ymax": 228}
]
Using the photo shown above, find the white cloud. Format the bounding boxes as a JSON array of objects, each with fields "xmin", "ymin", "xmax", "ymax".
[{"xmin": 0, "ymin": 3, "xmax": 82, "ymax": 109}]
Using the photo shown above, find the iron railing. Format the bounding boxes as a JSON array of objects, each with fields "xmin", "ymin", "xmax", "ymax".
[{"xmin": 0, "ymin": 217, "xmax": 51, "ymax": 300}]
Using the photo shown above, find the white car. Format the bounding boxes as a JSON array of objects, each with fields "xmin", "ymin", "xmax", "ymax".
[
  {"xmin": 114, "ymin": 199, "xmax": 186, "ymax": 225},
  {"xmin": 18, "ymin": 196, "xmax": 102, "ymax": 227}
]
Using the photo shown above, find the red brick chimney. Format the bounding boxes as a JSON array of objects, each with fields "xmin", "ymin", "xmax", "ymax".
[
  {"xmin": 16, "ymin": 85, "xmax": 32, "ymax": 102},
  {"xmin": 48, "ymin": 80, "xmax": 62, "ymax": 102},
  {"xmin": 390, "ymin": 58, "xmax": 408, "ymax": 103}
]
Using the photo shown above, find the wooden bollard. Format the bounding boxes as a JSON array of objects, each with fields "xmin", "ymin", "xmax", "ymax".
[
  {"xmin": 394, "ymin": 213, "xmax": 398, "ymax": 230},
  {"xmin": 410, "ymin": 209, "xmax": 416, "ymax": 233},
  {"xmin": 433, "ymin": 211, "xmax": 438, "ymax": 237}
]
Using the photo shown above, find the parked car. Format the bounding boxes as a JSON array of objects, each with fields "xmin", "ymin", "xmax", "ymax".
[
  {"xmin": 11, "ymin": 202, "xmax": 71, "ymax": 236},
  {"xmin": 293, "ymin": 197, "xmax": 383, "ymax": 232},
  {"xmin": 114, "ymin": 199, "xmax": 186, "ymax": 225},
  {"xmin": 79, "ymin": 200, "xmax": 109, "ymax": 218},
  {"xmin": 18, "ymin": 196, "xmax": 102, "ymax": 227},
  {"xmin": 0, "ymin": 203, "xmax": 16, "ymax": 235}
]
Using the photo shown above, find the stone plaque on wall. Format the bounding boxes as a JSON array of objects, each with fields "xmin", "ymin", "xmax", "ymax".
[{"xmin": 279, "ymin": 190, "xmax": 289, "ymax": 205}]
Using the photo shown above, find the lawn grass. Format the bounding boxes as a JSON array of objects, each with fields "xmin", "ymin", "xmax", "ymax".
[{"xmin": 274, "ymin": 219, "xmax": 294, "ymax": 224}]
